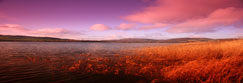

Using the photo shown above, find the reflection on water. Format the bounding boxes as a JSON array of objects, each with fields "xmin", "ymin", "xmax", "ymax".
[{"xmin": 0, "ymin": 42, "xmax": 171, "ymax": 83}]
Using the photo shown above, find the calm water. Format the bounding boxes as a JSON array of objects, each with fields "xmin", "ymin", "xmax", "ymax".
[{"xmin": 0, "ymin": 42, "xmax": 172, "ymax": 83}]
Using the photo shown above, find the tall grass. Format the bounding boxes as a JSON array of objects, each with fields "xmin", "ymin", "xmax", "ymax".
[{"xmin": 68, "ymin": 40, "xmax": 243, "ymax": 82}]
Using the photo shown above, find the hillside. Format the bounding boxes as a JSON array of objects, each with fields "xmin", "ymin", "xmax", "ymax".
[
  {"xmin": 0, "ymin": 35, "xmax": 78, "ymax": 42},
  {"xmin": 0, "ymin": 35, "xmax": 215, "ymax": 43},
  {"xmin": 106, "ymin": 38, "xmax": 158, "ymax": 43},
  {"xmin": 160, "ymin": 38, "xmax": 214, "ymax": 43},
  {"xmin": 107, "ymin": 38, "xmax": 214, "ymax": 43}
]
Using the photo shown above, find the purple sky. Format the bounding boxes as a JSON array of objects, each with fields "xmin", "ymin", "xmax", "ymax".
[{"xmin": 0, "ymin": 0, "xmax": 242, "ymax": 40}]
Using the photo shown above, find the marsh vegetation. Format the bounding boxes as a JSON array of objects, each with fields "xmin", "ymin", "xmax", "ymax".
[{"xmin": 0, "ymin": 40, "xmax": 242, "ymax": 83}]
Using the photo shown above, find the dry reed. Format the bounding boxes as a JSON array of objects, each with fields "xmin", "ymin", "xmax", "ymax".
[{"xmin": 68, "ymin": 40, "xmax": 243, "ymax": 83}]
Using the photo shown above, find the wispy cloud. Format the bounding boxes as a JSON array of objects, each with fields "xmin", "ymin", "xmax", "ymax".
[
  {"xmin": 167, "ymin": 7, "xmax": 243, "ymax": 33},
  {"xmin": 90, "ymin": 24, "xmax": 111, "ymax": 31},
  {"xmin": 117, "ymin": 23, "xmax": 137, "ymax": 30},
  {"xmin": 0, "ymin": 24, "xmax": 82, "ymax": 39},
  {"xmin": 0, "ymin": 24, "xmax": 28, "ymax": 31},
  {"xmin": 114, "ymin": 23, "xmax": 167, "ymax": 30},
  {"xmin": 124, "ymin": 0, "xmax": 243, "ymax": 33},
  {"xmin": 140, "ymin": 23, "xmax": 167, "ymax": 30}
]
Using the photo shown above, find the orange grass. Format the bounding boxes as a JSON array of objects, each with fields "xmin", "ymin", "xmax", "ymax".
[{"xmin": 69, "ymin": 40, "xmax": 243, "ymax": 83}]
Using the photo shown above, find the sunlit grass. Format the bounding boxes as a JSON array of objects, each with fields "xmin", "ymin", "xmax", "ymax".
[{"xmin": 68, "ymin": 40, "xmax": 243, "ymax": 82}]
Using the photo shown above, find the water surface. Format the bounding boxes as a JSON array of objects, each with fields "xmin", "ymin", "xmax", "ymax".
[{"xmin": 0, "ymin": 42, "xmax": 172, "ymax": 83}]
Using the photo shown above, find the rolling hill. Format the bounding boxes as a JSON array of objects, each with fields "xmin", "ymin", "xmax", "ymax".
[
  {"xmin": 0, "ymin": 35, "xmax": 215, "ymax": 43},
  {"xmin": 0, "ymin": 35, "xmax": 78, "ymax": 42}
]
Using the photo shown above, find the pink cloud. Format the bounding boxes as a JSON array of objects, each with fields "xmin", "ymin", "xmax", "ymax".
[
  {"xmin": 90, "ymin": 24, "xmax": 111, "ymax": 31},
  {"xmin": 117, "ymin": 23, "xmax": 137, "ymax": 30},
  {"xmin": 116, "ymin": 23, "xmax": 166, "ymax": 30},
  {"xmin": 125, "ymin": 0, "xmax": 243, "ymax": 24},
  {"xmin": 29, "ymin": 28, "xmax": 81, "ymax": 39},
  {"xmin": 31, "ymin": 28, "xmax": 70, "ymax": 35},
  {"xmin": 0, "ymin": 24, "xmax": 81, "ymax": 39},
  {"xmin": 0, "ymin": 24, "xmax": 27, "ymax": 32},
  {"xmin": 140, "ymin": 23, "xmax": 167, "ymax": 30},
  {"xmin": 124, "ymin": 0, "xmax": 243, "ymax": 33},
  {"xmin": 167, "ymin": 8, "xmax": 243, "ymax": 33}
]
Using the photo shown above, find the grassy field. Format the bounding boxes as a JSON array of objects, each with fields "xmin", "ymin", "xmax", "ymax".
[{"xmin": 67, "ymin": 40, "xmax": 243, "ymax": 83}]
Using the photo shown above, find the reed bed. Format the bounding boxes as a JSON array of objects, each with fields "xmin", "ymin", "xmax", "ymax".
[{"xmin": 68, "ymin": 40, "xmax": 243, "ymax": 83}]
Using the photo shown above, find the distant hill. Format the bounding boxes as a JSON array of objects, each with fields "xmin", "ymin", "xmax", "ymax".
[
  {"xmin": 106, "ymin": 38, "xmax": 158, "ymax": 43},
  {"xmin": 0, "ymin": 35, "xmax": 215, "ymax": 43},
  {"xmin": 160, "ymin": 38, "xmax": 214, "ymax": 43},
  {"xmin": 106, "ymin": 38, "xmax": 214, "ymax": 43},
  {"xmin": 0, "ymin": 35, "xmax": 78, "ymax": 42}
]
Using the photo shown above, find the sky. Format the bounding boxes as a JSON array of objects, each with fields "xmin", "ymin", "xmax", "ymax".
[{"xmin": 0, "ymin": 0, "xmax": 242, "ymax": 40}]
